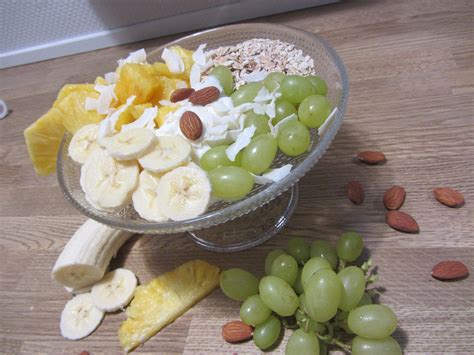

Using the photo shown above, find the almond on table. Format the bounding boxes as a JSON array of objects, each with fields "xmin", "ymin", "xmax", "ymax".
[
  {"xmin": 433, "ymin": 187, "xmax": 465, "ymax": 208},
  {"xmin": 357, "ymin": 150, "xmax": 386, "ymax": 165},
  {"xmin": 347, "ymin": 181, "xmax": 364, "ymax": 205},
  {"xmin": 383, "ymin": 185, "xmax": 406, "ymax": 210},
  {"xmin": 385, "ymin": 210, "xmax": 419, "ymax": 233}
]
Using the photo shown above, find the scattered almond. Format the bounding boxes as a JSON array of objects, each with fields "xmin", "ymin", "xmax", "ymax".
[
  {"xmin": 385, "ymin": 210, "xmax": 419, "ymax": 233},
  {"xmin": 433, "ymin": 187, "xmax": 465, "ymax": 208},
  {"xmin": 222, "ymin": 320, "xmax": 253, "ymax": 343},
  {"xmin": 357, "ymin": 151, "xmax": 386, "ymax": 165},
  {"xmin": 170, "ymin": 88, "xmax": 195, "ymax": 103},
  {"xmin": 180, "ymin": 111, "xmax": 203, "ymax": 140},
  {"xmin": 189, "ymin": 86, "xmax": 220, "ymax": 105},
  {"xmin": 347, "ymin": 181, "xmax": 364, "ymax": 205},
  {"xmin": 432, "ymin": 261, "xmax": 469, "ymax": 281},
  {"xmin": 383, "ymin": 185, "xmax": 406, "ymax": 210},
  {"xmin": 79, "ymin": 352, "xmax": 90, "ymax": 355}
]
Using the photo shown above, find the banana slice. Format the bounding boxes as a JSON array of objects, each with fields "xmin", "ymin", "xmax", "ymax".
[
  {"xmin": 156, "ymin": 166, "xmax": 211, "ymax": 221},
  {"xmin": 91, "ymin": 268, "xmax": 137, "ymax": 312},
  {"xmin": 138, "ymin": 135, "xmax": 191, "ymax": 173},
  {"xmin": 81, "ymin": 149, "xmax": 139, "ymax": 211},
  {"xmin": 105, "ymin": 127, "xmax": 155, "ymax": 160},
  {"xmin": 60, "ymin": 293, "xmax": 104, "ymax": 340},
  {"xmin": 68, "ymin": 124, "xmax": 101, "ymax": 164},
  {"xmin": 132, "ymin": 170, "xmax": 168, "ymax": 222}
]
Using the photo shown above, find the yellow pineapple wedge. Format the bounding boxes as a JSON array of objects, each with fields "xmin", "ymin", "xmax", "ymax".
[{"xmin": 118, "ymin": 260, "xmax": 220, "ymax": 352}]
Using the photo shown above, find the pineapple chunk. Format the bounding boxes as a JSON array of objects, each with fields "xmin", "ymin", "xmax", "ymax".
[
  {"xmin": 157, "ymin": 77, "xmax": 185, "ymax": 101},
  {"xmin": 152, "ymin": 45, "xmax": 194, "ymax": 81},
  {"xmin": 115, "ymin": 63, "xmax": 162, "ymax": 105},
  {"xmin": 130, "ymin": 103, "xmax": 152, "ymax": 120},
  {"xmin": 53, "ymin": 84, "xmax": 95, "ymax": 107},
  {"xmin": 115, "ymin": 103, "xmax": 153, "ymax": 130},
  {"xmin": 118, "ymin": 260, "xmax": 220, "ymax": 352},
  {"xmin": 155, "ymin": 106, "xmax": 177, "ymax": 127}
]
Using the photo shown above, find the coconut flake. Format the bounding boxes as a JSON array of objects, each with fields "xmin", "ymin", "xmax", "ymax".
[
  {"xmin": 318, "ymin": 107, "xmax": 338, "ymax": 137},
  {"xmin": 93, "ymin": 84, "xmax": 117, "ymax": 115},
  {"xmin": 85, "ymin": 97, "xmax": 98, "ymax": 111},
  {"xmin": 162, "ymin": 48, "xmax": 185, "ymax": 74},
  {"xmin": 271, "ymin": 113, "xmax": 298, "ymax": 136},
  {"xmin": 242, "ymin": 69, "xmax": 268, "ymax": 83},
  {"xmin": 117, "ymin": 48, "xmax": 147, "ymax": 67},
  {"xmin": 253, "ymin": 164, "xmax": 293, "ymax": 185},
  {"xmin": 226, "ymin": 125, "xmax": 256, "ymax": 161},
  {"xmin": 176, "ymin": 80, "xmax": 188, "ymax": 89},
  {"xmin": 265, "ymin": 99, "xmax": 276, "ymax": 119},
  {"xmin": 253, "ymin": 87, "xmax": 273, "ymax": 103},
  {"xmin": 121, "ymin": 106, "xmax": 157, "ymax": 132},
  {"xmin": 98, "ymin": 96, "xmax": 135, "ymax": 138},
  {"xmin": 192, "ymin": 44, "xmax": 207, "ymax": 66},
  {"xmin": 193, "ymin": 74, "xmax": 223, "ymax": 93},
  {"xmin": 189, "ymin": 63, "xmax": 201, "ymax": 88},
  {"xmin": 104, "ymin": 72, "xmax": 118, "ymax": 84}
]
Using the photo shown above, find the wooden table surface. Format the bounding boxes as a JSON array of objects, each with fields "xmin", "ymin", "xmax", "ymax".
[{"xmin": 1, "ymin": 0, "xmax": 473, "ymax": 353}]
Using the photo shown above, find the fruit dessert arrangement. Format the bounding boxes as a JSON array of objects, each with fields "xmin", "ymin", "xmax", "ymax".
[{"xmin": 24, "ymin": 40, "xmax": 337, "ymax": 222}]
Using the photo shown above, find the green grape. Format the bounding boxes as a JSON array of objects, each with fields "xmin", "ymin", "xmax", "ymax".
[
  {"xmin": 299, "ymin": 293, "xmax": 308, "ymax": 313},
  {"xmin": 280, "ymin": 75, "xmax": 316, "ymax": 105},
  {"xmin": 200, "ymin": 145, "xmax": 241, "ymax": 171},
  {"xmin": 307, "ymin": 76, "xmax": 328, "ymax": 96},
  {"xmin": 259, "ymin": 275, "xmax": 299, "ymax": 316},
  {"xmin": 244, "ymin": 111, "xmax": 271, "ymax": 136},
  {"xmin": 240, "ymin": 294, "xmax": 272, "ymax": 326},
  {"xmin": 285, "ymin": 328, "xmax": 320, "ymax": 355},
  {"xmin": 219, "ymin": 268, "xmax": 259, "ymax": 301},
  {"xmin": 270, "ymin": 254, "xmax": 298, "ymax": 286},
  {"xmin": 253, "ymin": 315, "xmax": 281, "ymax": 350},
  {"xmin": 352, "ymin": 336, "xmax": 402, "ymax": 355},
  {"xmin": 348, "ymin": 305, "xmax": 398, "ymax": 339},
  {"xmin": 301, "ymin": 257, "xmax": 331, "ymax": 291},
  {"xmin": 358, "ymin": 292, "xmax": 373, "ymax": 307},
  {"xmin": 309, "ymin": 240, "xmax": 337, "ymax": 270},
  {"xmin": 209, "ymin": 166, "xmax": 254, "ymax": 201},
  {"xmin": 264, "ymin": 72, "xmax": 285, "ymax": 92},
  {"xmin": 277, "ymin": 120, "xmax": 311, "ymax": 157},
  {"xmin": 210, "ymin": 65, "xmax": 233, "ymax": 96},
  {"xmin": 305, "ymin": 269, "xmax": 342, "ymax": 322},
  {"xmin": 273, "ymin": 99, "xmax": 297, "ymax": 124},
  {"xmin": 231, "ymin": 82, "xmax": 262, "ymax": 106},
  {"xmin": 293, "ymin": 268, "xmax": 304, "ymax": 295},
  {"xmin": 336, "ymin": 232, "xmax": 364, "ymax": 262},
  {"xmin": 241, "ymin": 134, "xmax": 277, "ymax": 174},
  {"xmin": 264, "ymin": 249, "xmax": 287, "ymax": 275},
  {"xmin": 337, "ymin": 266, "xmax": 366, "ymax": 311},
  {"xmin": 287, "ymin": 238, "xmax": 310, "ymax": 265},
  {"xmin": 298, "ymin": 95, "xmax": 332, "ymax": 129}
]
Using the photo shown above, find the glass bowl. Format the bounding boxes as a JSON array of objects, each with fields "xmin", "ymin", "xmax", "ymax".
[{"xmin": 57, "ymin": 22, "xmax": 348, "ymax": 251}]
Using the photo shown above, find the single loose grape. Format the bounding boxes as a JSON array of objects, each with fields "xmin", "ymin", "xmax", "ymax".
[
  {"xmin": 240, "ymin": 294, "xmax": 272, "ymax": 326},
  {"xmin": 348, "ymin": 304, "xmax": 398, "ymax": 339},
  {"xmin": 259, "ymin": 275, "xmax": 299, "ymax": 316},
  {"xmin": 285, "ymin": 328, "xmax": 320, "ymax": 355},
  {"xmin": 301, "ymin": 257, "xmax": 332, "ymax": 291},
  {"xmin": 200, "ymin": 145, "xmax": 241, "ymax": 171},
  {"xmin": 270, "ymin": 254, "xmax": 298, "ymax": 286},
  {"xmin": 241, "ymin": 134, "xmax": 277, "ymax": 175},
  {"xmin": 210, "ymin": 65, "xmax": 233, "ymax": 96},
  {"xmin": 244, "ymin": 111, "xmax": 271, "ymax": 136},
  {"xmin": 352, "ymin": 336, "xmax": 402, "ymax": 355},
  {"xmin": 310, "ymin": 240, "xmax": 338, "ymax": 270},
  {"xmin": 337, "ymin": 266, "xmax": 366, "ymax": 311},
  {"xmin": 219, "ymin": 268, "xmax": 259, "ymax": 301},
  {"xmin": 264, "ymin": 72, "xmax": 286, "ymax": 92},
  {"xmin": 305, "ymin": 269, "xmax": 342, "ymax": 322},
  {"xmin": 280, "ymin": 75, "xmax": 316, "ymax": 105},
  {"xmin": 264, "ymin": 249, "xmax": 287, "ymax": 275},
  {"xmin": 287, "ymin": 238, "xmax": 310, "ymax": 265},
  {"xmin": 293, "ymin": 268, "xmax": 304, "ymax": 295},
  {"xmin": 253, "ymin": 315, "xmax": 281, "ymax": 350},
  {"xmin": 209, "ymin": 166, "xmax": 254, "ymax": 201},
  {"xmin": 298, "ymin": 95, "xmax": 332, "ymax": 129},
  {"xmin": 358, "ymin": 292, "xmax": 373, "ymax": 307},
  {"xmin": 307, "ymin": 76, "xmax": 328, "ymax": 96},
  {"xmin": 231, "ymin": 82, "xmax": 262, "ymax": 106},
  {"xmin": 336, "ymin": 232, "xmax": 364, "ymax": 262},
  {"xmin": 273, "ymin": 99, "xmax": 297, "ymax": 124},
  {"xmin": 277, "ymin": 120, "xmax": 311, "ymax": 157}
]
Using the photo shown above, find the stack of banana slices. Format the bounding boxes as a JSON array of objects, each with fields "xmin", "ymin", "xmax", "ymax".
[{"xmin": 69, "ymin": 124, "xmax": 212, "ymax": 221}]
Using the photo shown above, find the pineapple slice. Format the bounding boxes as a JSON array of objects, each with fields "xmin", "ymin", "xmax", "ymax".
[
  {"xmin": 24, "ymin": 108, "xmax": 66, "ymax": 176},
  {"xmin": 115, "ymin": 63, "xmax": 162, "ymax": 105},
  {"xmin": 118, "ymin": 260, "xmax": 220, "ymax": 352}
]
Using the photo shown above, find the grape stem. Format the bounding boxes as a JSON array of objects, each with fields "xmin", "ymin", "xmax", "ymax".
[
  {"xmin": 337, "ymin": 259, "xmax": 346, "ymax": 272},
  {"xmin": 331, "ymin": 338, "xmax": 352, "ymax": 351},
  {"xmin": 360, "ymin": 258, "xmax": 373, "ymax": 274}
]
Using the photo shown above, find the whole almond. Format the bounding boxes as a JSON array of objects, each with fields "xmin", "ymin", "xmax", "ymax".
[
  {"xmin": 385, "ymin": 210, "xmax": 419, "ymax": 233},
  {"xmin": 347, "ymin": 181, "xmax": 364, "ymax": 205},
  {"xmin": 170, "ymin": 88, "xmax": 195, "ymax": 103},
  {"xmin": 180, "ymin": 111, "xmax": 203, "ymax": 140},
  {"xmin": 357, "ymin": 151, "xmax": 386, "ymax": 165},
  {"xmin": 383, "ymin": 185, "xmax": 406, "ymax": 210},
  {"xmin": 433, "ymin": 187, "xmax": 465, "ymax": 208},
  {"xmin": 189, "ymin": 86, "xmax": 220, "ymax": 105},
  {"xmin": 432, "ymin": 261, "xmax": 469, "ymax": 281},
  {"xmin": 222, "ymin": 320, "xmax": 253, "ymax": 343}
]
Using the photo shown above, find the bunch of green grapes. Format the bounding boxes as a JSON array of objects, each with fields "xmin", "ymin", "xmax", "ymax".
[
  {"xmin": 220, "ymin": 232, "xmax": 402, "ymax": 354},
  {"xmin": 202, "ymin": 67, "xmax": 333, "ymax": 202}
]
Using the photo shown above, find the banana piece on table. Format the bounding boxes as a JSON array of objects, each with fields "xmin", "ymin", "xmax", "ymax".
[
  {"xmin": 60, "ymin": 293, "xmax": 104, "ymax": 340},
  {"xmin": 91, "ymin": 268, "xmax": 137, "ymax": 312},
  {"xmin": 132, "ymin": 170, "xmax": 168, "ymax": 222},
  {"xmin": 81, "ymin": 148, "xmax": 139, "ymax": 211},
  {"xmin": 105, "ymin": 127, "xmax": 155, "ymax": 160},
  {"xmin": 68, "ymin": 124, "xmax": 101, "ymax": 164},
  {"xmin": 156, "ymin": 166, "xmax": 211, "ymax": 221},
  {"xmin": 138, "ymin": 135, "xmax": 191, "ymax": 173}
]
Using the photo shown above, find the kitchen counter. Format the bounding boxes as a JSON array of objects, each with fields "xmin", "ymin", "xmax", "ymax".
[{"xmin": 0, "ymin": 0, "xmax": 472, "ymax": 353}]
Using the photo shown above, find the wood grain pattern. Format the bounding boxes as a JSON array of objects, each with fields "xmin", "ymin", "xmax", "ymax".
[{"xmin": 0, "ymin": 0, "xmax": 473, "ymax": 353}]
